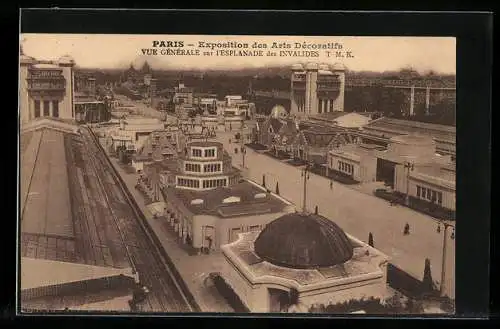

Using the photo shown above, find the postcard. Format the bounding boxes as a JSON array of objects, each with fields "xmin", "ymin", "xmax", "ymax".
[{"xmin": 19, "ymin": 32, "xmax": 457, "ymax": 316}]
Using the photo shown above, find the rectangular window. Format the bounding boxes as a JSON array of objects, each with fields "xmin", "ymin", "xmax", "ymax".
[
  {"xmin": 421, "ymin": 188, "xmax": 426, "ymax": 199},
  {"xmin": 438, "ymin": 192, "xmax": 443, "ymax": 205},
  {"xmin": 417, "ymin": 186, "xmax": 421, "ymax": 198},
  {"xmin": 431, "ymin": 190, "xmax": 437, "ymax": 202},
  {"xmin": 204, "ymin": 148, "xmax": 215, "ymax": 157},
  {"xmin": 43, "ymin": 100, "xmax": 50, "ymax": 116},
  {"xmin": 192, "ymin": 149, "xmax": 202, "ymax": 157},
  {"xmin": 249, "ymin": 225, "xmax": 260, "ymax": 232},
  {"xmin": 34, "ymin": 100, "xmax": 40, "ymax": 118},
  {"xmin": 52, "ymin": 101, "xmax": 59, "ymax": 117},
  {"xmin": 427, "ymin": 189, "xmax": 432, "ymax": 201}
]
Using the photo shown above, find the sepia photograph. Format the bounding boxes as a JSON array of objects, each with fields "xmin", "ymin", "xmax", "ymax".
[{"xmin": 18, "ymin": 32, "xmax": 458, "ymax": 316}]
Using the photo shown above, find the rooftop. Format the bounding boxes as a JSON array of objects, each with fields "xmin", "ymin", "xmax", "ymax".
[
  {"xmin": 187, "ymin": 141, "xmax": 223, "ymax": 148},
  {"xmin": 21, "ymin": 257, "xmax": 134, "ymax": 291},
  {"xmin": 363, "ymin": 117, "xmax": 455, "ymax": 144},
  {"xmin": 32, "ymin": 63, "xmax": 61, "ymax": 69},
  {"xmin": 254, "ymin": 212, "xmax": 354, "ymax": 268},
  {"xmin": 223, "ymin": 230, "xmax": 388, "ymax": 288},
  {"xmin": 163, "ymin": 180, "xmax": 291, "ymax": 217},
  {"xmin": 20, "ymin": 119, "xmax": 131, "ymax": 269},
  {"xmin": 390, "ymin": 134, "xmax": 435, "ymax": 146}
]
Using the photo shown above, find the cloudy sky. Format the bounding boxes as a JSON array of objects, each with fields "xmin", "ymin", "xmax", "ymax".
[{"xmin": 21, "ymin": 34, "xmax": 456, "ymax": 74}]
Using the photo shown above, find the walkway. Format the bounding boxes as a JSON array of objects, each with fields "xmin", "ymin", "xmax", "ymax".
[
  {"xmin": 105, "ymin": 149, "xmax": 234, "ymax": 313},
  {"xmin": 217, "ymin": 131, "xmax": 455, "ymax": 299}
]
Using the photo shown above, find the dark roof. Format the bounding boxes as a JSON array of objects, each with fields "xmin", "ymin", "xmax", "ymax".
[
  {"xmin": 302, "ymin": 131, "xmax": 336, "ymax": 147},
  {"xmin": 279, "ymin": 119, "xmax": 299, "ymax": 137},
  {"xmin": 254, "ymin": 212, "xmax": 354, "ymax": 269},
  {"xmin": 269, "ymin": 118, "xmax": 284, "ymax": 133},
  {"xmin": 163, "ymin": 181, "xmax": 289, "ymax": 217}
]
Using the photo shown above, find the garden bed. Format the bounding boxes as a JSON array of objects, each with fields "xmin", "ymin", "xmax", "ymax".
[
  {"xmin": 373, "ymin": 189, "xmax": 455, "ymax": 221},
  {"xmin": 263, "ymin": 150, "xmax": 291, "ymax": 160},
  {"xmin": 323, "ymin": 169, "xmax": 360, "ymax": 185},
  {"xmin": 244, "ymin": 142, "xmax": 267, "ymax": 151},
  {"xmin": 287, "ymin": 158, "xmax": 308, "ymax": 166}
]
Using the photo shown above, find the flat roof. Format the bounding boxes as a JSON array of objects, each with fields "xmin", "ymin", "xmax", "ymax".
[
  {"xmin": 21, "ymin": 257, "xmax": 134, "ymax": 291},
  {"xmin": 20, "ymin": 119, "xmax": 131, "ymax": 269},
  {"xmin": 363, "ymin": 117, "xmax": 455, "ymax": 143},
  {"xmin": 187, "ymin": 141, "xmax": 223, "ymax": 148},
  {"xmin": 21, "ymin": 128, "xmax": 74, "ymax": 239},
  {"xmin": 164, "ymin": 180, "xmax": 290, "ymax": 217}
]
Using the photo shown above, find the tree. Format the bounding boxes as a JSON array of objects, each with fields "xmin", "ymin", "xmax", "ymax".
[
  {"xmin": 368, "ymin": 232, "xmax": 374, "ymax": 247},
  {"xmin": 262, "ymin": 174, "xmax": 266, "ymax": 188},
  {"xmin": 422, "ymin": 258, "xmax": 435, "ymax": 294},
  {"xmin": 275, "ymin": 181, "xmax": 280, "ymax": 195}
]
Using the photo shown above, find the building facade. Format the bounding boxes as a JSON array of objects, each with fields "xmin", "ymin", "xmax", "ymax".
[
  {"xmin": 154, "ymin": 141, "xmax": 295, "ymax": 253},
  {"xmin": 290, "ymin": 63, "xmax": 346, "ymax": 119},
  {"xmin": 328, "ymin": 134, "xmax": 456, "ymax": 211},
  {"xmin": 20, "ymin": 51, "xmax": 75, "ymax": 124},
  {"xmin": 220, "ymin": 212, "xmax": 389, "ymax": 313}
]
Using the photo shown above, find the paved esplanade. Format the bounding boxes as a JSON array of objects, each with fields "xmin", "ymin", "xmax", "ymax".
[{"xmin": 218, "ymin": 131, "xmax": 455, "ymax": 299}]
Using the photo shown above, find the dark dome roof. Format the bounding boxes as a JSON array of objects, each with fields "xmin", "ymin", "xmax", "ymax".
[{"xmin": 254, "ymin": 212, "xmax": 354, "ymax": 269}]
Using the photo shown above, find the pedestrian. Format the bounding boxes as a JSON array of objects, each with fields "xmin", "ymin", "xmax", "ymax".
[
  {"xmin": 404, "ymin": 223, "xmax": 410, "ymax": 235},
  {"xmin": 329, "ymin": 180, "xmax": 333, "ymax": 190}
]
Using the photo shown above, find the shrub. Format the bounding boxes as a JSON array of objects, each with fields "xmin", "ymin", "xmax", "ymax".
[{"xmin": 310, "ymin": 295, "xmax": 424, "ymax": 314}]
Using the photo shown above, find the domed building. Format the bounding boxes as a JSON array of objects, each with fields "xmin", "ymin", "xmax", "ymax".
[
  {"xmin": 220, "ymin": 212, "xmax": 389, "ymax": 313},
  {"xmin": 254, "ymin": 213, "xmax": 353, "ymax": 268}
]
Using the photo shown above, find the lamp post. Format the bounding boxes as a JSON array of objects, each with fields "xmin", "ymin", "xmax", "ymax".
[
  {"xmin": 437, "ymin": 221, "xmax": 455, "ymax": 296},
  {"xmin": 241, "ymin": 145, "xmax": 247, "ymax": 168},
  {"xmin": 301, "ymin": 163, "xmax": 311, "ymax": 213},
  {"xmin": 403, "ymin": 161, "xmax": 415, "ymax": 206}
]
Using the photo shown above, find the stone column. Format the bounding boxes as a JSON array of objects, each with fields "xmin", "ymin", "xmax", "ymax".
[
  {"xmin": 30, "ymin": 98, "xmax": 34, "ymax": 120},
  {"xmin": 49, "ymin": 100, "xmax": 53, "ymax": 117},
  {"xmin": 425, "ymin": 87, "xmax": 430, "ymax": 115},
  {"xmin": 409, "ymin": 86, "xmax": 415, "ymax": 116}
]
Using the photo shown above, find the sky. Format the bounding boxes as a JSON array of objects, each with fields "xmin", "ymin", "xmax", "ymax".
[{"xmin": 21, "ymin": 34, "xmax": 456, "ymax": 74}]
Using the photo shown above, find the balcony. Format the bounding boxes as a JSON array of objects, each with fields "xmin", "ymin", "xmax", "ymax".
[
  {"xmin": 27, "ymin": 78, "xmax": 66, "ymax": 92},
  {"xmin": 317, "ymin": 85, "xmax": 340, "ymax": 92}
]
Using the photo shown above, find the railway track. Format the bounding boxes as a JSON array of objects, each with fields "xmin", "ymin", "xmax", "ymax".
[{"xmin": 79, "ymin": 126, "xmax": 197, "ymax": 312}]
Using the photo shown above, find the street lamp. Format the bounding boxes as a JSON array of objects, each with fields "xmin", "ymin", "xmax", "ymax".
[
  {"xmin": 301, "ymin": 163, "xmax": 312, "ymax": 213},
  {"xmin": 436, "ymin": 220, "xmax": 455, "ymax": 296},
  {"xmin": 403, "ymin": 161, "xmax": 415, "ymax": 206}
]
